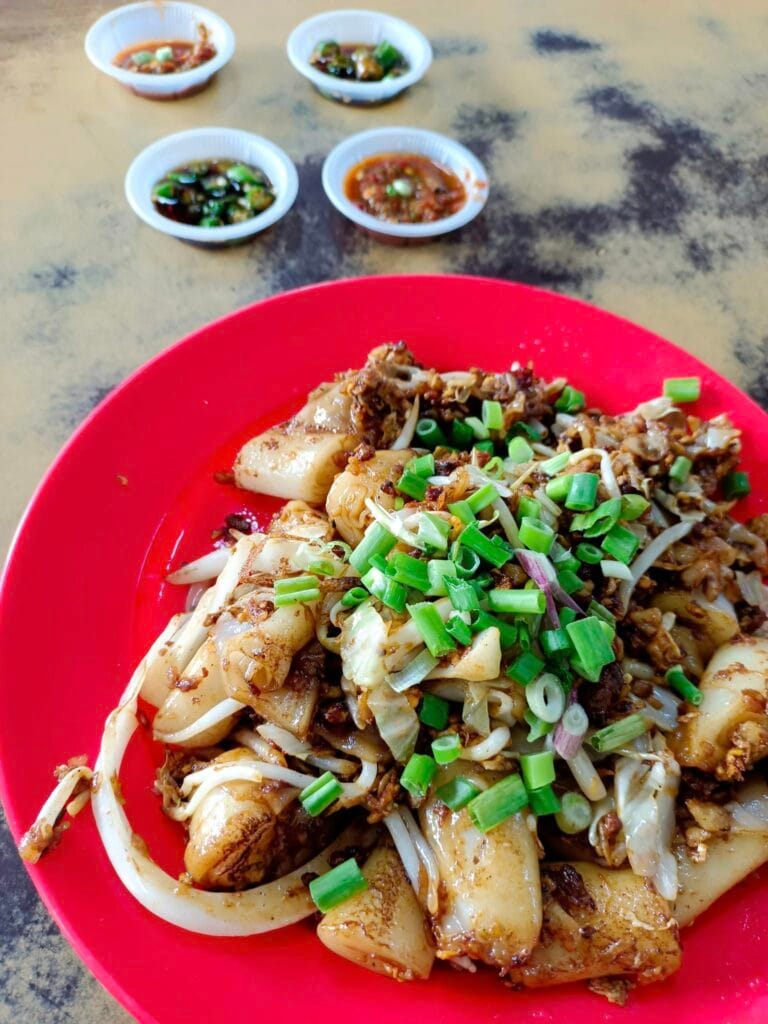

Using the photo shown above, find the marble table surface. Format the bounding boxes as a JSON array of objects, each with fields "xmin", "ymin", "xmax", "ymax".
[{"xmin": 2, "ymin": 0, "xmax": 768, "ymax": 1019}]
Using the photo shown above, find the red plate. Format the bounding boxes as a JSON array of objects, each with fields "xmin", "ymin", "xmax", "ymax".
[{"xmin": 2, "ymin": 276, "xmax": 767, "ymax": 1024}]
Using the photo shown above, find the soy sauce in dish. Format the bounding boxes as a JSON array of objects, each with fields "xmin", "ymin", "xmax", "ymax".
[
  {"xmin": 344, "ymin": 153, "xmax": 466, "ymax": 224},
  {"xmin": 115, "ymin": 23, "xmax": 216, "ymax": 74},
  {"xmin": 152, "ymin": 160, "xmax": 276, "ymax": 227},
  {"xmin": 310, "ymin": 40, "xmax": 408, "ymax": 81}
]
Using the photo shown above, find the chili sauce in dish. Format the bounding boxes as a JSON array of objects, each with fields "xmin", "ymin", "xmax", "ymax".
[
  {"xmin": 152, "ymin": 160, "xmax": 276, "ymax": 228},
  {"xmin": 115, "ymin": 23, "xmax": 216, "ymax": 74},
  {"xmin": 344, "ymin": 153, "xmax": 466, "ymax": 224},
  {"xmin": 310, "ymin": 40, "xmax": 408, "ymax": 81}
]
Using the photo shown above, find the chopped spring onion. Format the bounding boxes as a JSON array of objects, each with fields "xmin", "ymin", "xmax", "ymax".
[
  {"xmin": 525, "ymin": 673, "xmax": 566, "ymax": 723},
  {"xmin": 458, "ymin": 522, "xmax": 513, "ymax": 567},
  {"xmin": 388, "ymin": 551, "xmax": 430, "ymax": 592},
  {"xmin": 555, "ymin": 385, "xmax": 586, "ymax": 413},
  {"xmin": 308, "ymin": 558, "xmax": 337, "ymax": 577},
  {"xmin": 396, "ymin": 470, "xmax": 427, "ymax": 501},
  {"xmin": 559, "ymin": 606, "xmax": 578, "ymax": 627},
  {"xmin": 540, "ymin": 627, "xmax": 572, "ymax": 658},
  {"xmin": 557, "ymin": 568, "xmax": 583, "ymax": 595},
  {"xmin": 468, "ymin": 773, "xmax": 528, "ymax": 832},
  {"xmin": 431, "ymin": 734, "xmax": 461, "ymax": 764},
  {"xmin": 663, "ymin": 376, "xmax": 700, "ymax": 403},
  {"xmin": 555, "ymin": 791, "xmax": 592, "ymax": 834},
  {"xmin": 570, "ymin": 496, "xmax": 622, "ymax": 537},
  {"xmin": 131, "ymin": 49, "xmax": 155, "ymax": 65},
  {"xmin": 400, "ymin": 753, "xmax": 437, "ymax": 799},
  {"xmin": 309, "ymin": 858, "xmax": 367, "ymax": 913},
  {"xmin": 590, "ymin": 712, "xmax": 648, "ymax": 752},
  {"xmin": 466, "ymin": 482, "xmax": 498, "ymax": 514},
  {"xmin": 451, "ymin": 419, "xmax": 474, "ymax": 448},
  {"xmin": 341, "ymin": 586, "xmax": 369, "ymax": 608},
  {"xmin": 488, "ymin": 588, "xmax": 546, "ymax": 615},
  {"xmin": 545, "ymin": 475, "xmax": 572, "ymax": 502},
  {"xmin": 506, "ymin": 651, "xmax": 544, "ymax": 686},
  {"xmin": 508, "ymin": 436, "xmax": 534, "ymax": 463},
  {"xmin": 394, "ymin": 497, "xmax": 405, "ymax": 510},
  {"xmin": 361, "ymin": 567, "xmax": 408, "ymax": 612},
  {"xmin": 553, "ymin": 703, "xmax": 589, "ymax": 758},
  {"xmin": 415, "ymin": 418, "xmax": 448, "ymax": 449},
  {"xmin": 518, "ymin": 495, "xmax": 541, "ymax": 522},
  {"xmin": 274, "ymin": 575, "xmax": 321, "ymax": 606},
  {"xmin": 454, "ymin": 546, "xmax": 482, "ymax": 578},
  {"xmin": 474, "ymin": 440, "xmax": 494, "ymax": 455},
  {"xmin": 427, "ymin": 559, "xmax": 459, "ymax": 596},
  {"xmin": 407, "ymin": 602, "xmax": 457, "ymax": 658},
  {"xmin": 600, "ymin": 559, "xmax": 633, "ymax": 580},
  {"xmin": 275, "ymin": 575, "xmax": 319, "ymax": 594},
  {"xmin": 416, "ymin": 512, "xmax": 452, "ymax": 552},
  {"xmin": 665, "ymin": 665, "xmax": 703, "ymax": 706},
  {"xmin": 669, "ymin": 455, "xmax": 693, "ymax": 484},
  {"xmin": 566, "ymin": 617, "xmax": 615, "ymax": 676},
  {"xmin": 445, "ymin": 576, "xmax": 481, "ymax": 612},
  {"xmin": 419, "ymin": 692, "xmax": 450, "ymax": 729},
  {"xmin": 575, "ymin": 542, "xmax": 602, "ymax": 564},
  {"xmin": 465, "ymin": 416, "xmax": 489, "ymax": 440},
  {"xmin": 445, "ymin": 614, "xmax": 473, "ymax": 645},
  {"xmin": 448, "ymin": 499, "xmax": 476, "ymax": 524},
  {"xmin": 524, "ymin": 709, "xmax": 554, "ymax": 742},
  {"xmin": 485, "ymin": 456, "xmax": 504, "ymax": 478},
  {"xmin": 588, "ymin": 599, "xmax": 616, "ymax": 626},
  {"xmin": 527, "ymin": 784, "xmax": 561, "ymax": 816},
  {"xmin": 349, "ymin": 522, "xmax": 397, "ymax": 574},
  {"xmin": 722, "ymin": 471, "xmax": 751, "ymax": 500},
  {"xmin": 300, "ymin": 771, "xmax": 343, "ymax": 816},
  {"xmin": 155, "ymin": 44, "xmax": 174, "ymax": 61},
  {"xmin": 620, "ymin": 494, "xmax": 650, "ymax": 520},
  {"xmin": 565, "ymin": 473, "xmax": 599, "ymax": 512},
  {"xmin": 482, "ymin": 400, "xmax": 504, "ymax": 431},
  {"xmin": 470, "ymin": 610, "xmax": 517, "ymax": 648},
  {"xmin": 272, "ymin": 582, "xmax": 317, "ymax": 605},
  {"xmin": 437, "ymin": 776, "xmax": 481, "ymax": 811},
  {"xmin": 519, "ymin": 516, "xmax": 555, "ymax": 555},
  {"xmin": 520, "ymin": 751, "xmax": 555, "ymax": 790},
  {"xmin": 601, "ymin": 524, "xmax": 640, "ymax": 564},
  {"xmin": 409, "ymin": 452, "xmax": 435, "ymax": 477},
  {"xmin": 513, "ymin": 420, "xmax": 543, "ymax": 440},
  {"xmin": 389, "ymin": 649, "xmax": 439, "ymax": 693},
  {"xmin": 540, "ymin": 451, "xmax": 570, "ymax": 476}
]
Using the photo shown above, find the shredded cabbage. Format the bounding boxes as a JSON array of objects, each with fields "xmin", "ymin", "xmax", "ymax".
[{"xmin": 614, "ymin": 735, "xmax": 680, "ymax": 901}]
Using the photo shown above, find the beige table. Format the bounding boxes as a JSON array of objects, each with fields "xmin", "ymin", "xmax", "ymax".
[{"xmin": 2, "ymin": 1, "xmax": 768, "ymax": 1019}]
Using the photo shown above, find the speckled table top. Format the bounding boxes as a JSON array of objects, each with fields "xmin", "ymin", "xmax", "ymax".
[{"xmin": 2, "ymin": 0, "xmax": 768, "ymax": 1019}]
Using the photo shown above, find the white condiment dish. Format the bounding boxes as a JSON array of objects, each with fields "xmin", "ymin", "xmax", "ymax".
[
  {"xmin": 321, "ymin": 127, "xmax": 489, "ymax": 241},
  {"xmin": 125, "ymin": 128, "xmax": 298, "ymax": 246},
  {"xmin": 287, "ymin": 9, "xmax": 431, "ymax": 105},
  {"xmin": 85, "ymin": 1, "xmax": 235, "ymax": 100}
]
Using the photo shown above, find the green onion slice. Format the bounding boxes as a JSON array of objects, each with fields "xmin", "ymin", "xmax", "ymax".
[
  {"xmin": 419, "ymin": 692, "xmax": 450, "ymax": 728},
  {"xmin": 309, "ymin": 858, "xmax": 367, "ymax": 913},
  {"xmin": 467, "ymin": 773, "xmax": 528, "ymax": 832},
  {"xmin": 407, "ymin": 602, "xmax": 456, "ymax": 658},
  {"xmin": 431, "ymin": 734, "xmax": 461, "ymax": 764},
  {"xmin": 436, "ymin": 776, "xmax": 480, "ymax": 810},
  {"xmin": 400, "ymin": 753, "xmax": 437, "ymax": 799},
  {"xmin": 590, "ymin": 712, "xmax": 648, "ymax": 752},
  {"xmin": 555, "ymin": 791, "xmax": 592, "ymax": 834}
]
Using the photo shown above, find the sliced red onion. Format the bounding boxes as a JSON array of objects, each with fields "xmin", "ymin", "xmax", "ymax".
[
  {"xmin": 515, "ymin": 549, "xmax": 583, "ymax": 627},
  {"xmin": 554, "ymin": 703, "xmax": 589, "ymax": 759}
]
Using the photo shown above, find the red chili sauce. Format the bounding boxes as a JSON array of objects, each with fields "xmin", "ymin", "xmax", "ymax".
[
  {"xmin": 344, "ymin": 153, "xmax": 467, "ymax": 224},
  {"xmin": 115, "ymin": 23, "xmax": 216, "ymax": 74}
]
